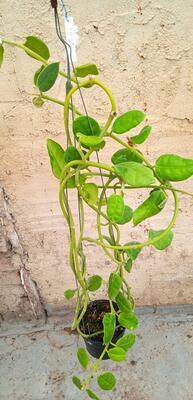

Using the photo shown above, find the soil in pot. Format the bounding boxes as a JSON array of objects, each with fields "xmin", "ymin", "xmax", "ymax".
[{"xmin": 79, "ymin": 299, "xmax": 125, "ymax": 360}]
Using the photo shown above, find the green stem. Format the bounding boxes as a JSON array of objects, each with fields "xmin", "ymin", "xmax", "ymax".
[
  {"xmin": 83, "ymin": 344, "xmax": 109, "ymax": 389},
  {"xmin": 40, "ymin": 93, "xmax": 82, "ymax": 115}
]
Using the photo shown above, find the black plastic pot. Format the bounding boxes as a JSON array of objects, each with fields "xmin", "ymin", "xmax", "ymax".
[{"xmin": 79, "ymin": 299, "xmax": 125, "ymax": 360}]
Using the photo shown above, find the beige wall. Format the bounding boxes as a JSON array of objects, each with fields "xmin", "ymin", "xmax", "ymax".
[{"xmin": 1, "ymin": 0, "xmax": 193, "ymax": 319}]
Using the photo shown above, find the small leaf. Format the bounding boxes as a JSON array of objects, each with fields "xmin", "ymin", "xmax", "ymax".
[
  {"xmin": 107, "ymin": 194, "xmax": 124, "ymax": 223},
  {"xmin": 124, "ymin": 259, "xmax": 133, "ymax": 273},
  {"xmin": 97, "ymin": 372, "xmax": 116, "ymax": 391},
  {"xmin": 112, "ymin": 110, "xmax": 145, "ymax": 134},
  {"xmin": 72, "ymin": 376, "xmax": 83, "ymax": 390},
  {"xmin": 75, "ymin": 63, "xmax": 99, "ymax": 78},
  {"xmin": 115, "ymin": 292, "xmax": 132, "ymax": 313},
  {"xmin": 64, "ymin": 146, "xmax": 81, "ymax": 166},
  {"xmin": 34, "ymin": 65, "xmax": 45, "ymax": 86},
  {"xmin": 0, "ymin": 45, "xmax": 4, "ymax": 68},
  {"xmin": 86, "ymin": 389, "xmax": 101, "ymax": 400},
  {"xmin": 124, "ymin": 242, "xmax": 141, "ymax": 261},
  {"xmin": 77, "ymin": 134, "xmax": 105, "ymax": 149},
  {"xmin": 155, "ymin": 154, "xmax": 193, "ymax": 182},
  {"xmin": 149, "ymin": 229, "xmax": 174, "ymax": 250},
  {"xmin": 116, "ymin": 205, "xmax": 133, "ymax": 225},
  {"xmin": 133, "ymin": 189, "xmax": 167, "ymax": 226},
  {"xmin": 131, "ymin": 125, "xmax": 152, "ymax": 144},
  {"xmin": 103, "ymin": 313, "xmax": 116, "ymax": 345},
  {"xmin": 82, "ymin": 183, "xmax": 98, "ymax": 205},
  {"xmin": 47, "ymin": 139, "xmax": 65, "ymax": 179},
  {"xmin": 73, "ymin": 116, "xmax": 101, "ymax": 138},
  {"xmin": 64, "ymin": 289, "xmax": 76, "ymax": 299},
  {"xmin": 87, "ymin": 275, "xmax": 102, "ymax": 291},
  {"xmin": 114, "ymin": 162, "xmax": 155, "ymax": 186},
  {"xmin": 111, "ymin": 148, "xmax": 143, "ymax": 164},
  {"xmin": 32, "ymin": 96, "xmax": 44, "ymax": 107},
  {"xmin": 77, "ymin": 347, "xmax": 89, "ymax": 369},
  {"xmin": 24, "ymin": 36, "xmax": 50, "ymax": 60},
  {"xmin": 37, "ymin": 62, "xmax": 59, "ymax": 92},
  {"xmin": 116, "ymin": 333, "xmax": 136, "ymax": 351},
  {"xmin": 108, "ymin": 273, "xmax": 122, "ymax": 299},
  {"xmin": 108, "ymin": 347, "xmax": 126, "ymax": 362},
  {"xmin": 118, "ymin": 313, "xmax": 139, "ymax": 330}
]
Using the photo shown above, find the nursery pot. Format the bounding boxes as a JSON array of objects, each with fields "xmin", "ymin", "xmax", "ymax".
[{"xmin": 79, "ymin": 299, "xmax": 125, "ymax": 360}]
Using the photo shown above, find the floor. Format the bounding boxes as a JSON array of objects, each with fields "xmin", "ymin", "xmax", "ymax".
[{"xmin": 0, "ymin": 305, "xmax": 193, "ymax": 400}]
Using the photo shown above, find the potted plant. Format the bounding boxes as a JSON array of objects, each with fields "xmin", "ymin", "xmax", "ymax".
[{"xmin": 1, "ymin": 35, "xmax": 193, "ymax": 399}]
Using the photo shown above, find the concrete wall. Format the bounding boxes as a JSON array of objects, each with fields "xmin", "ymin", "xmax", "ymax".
[{"xmin": 0, "ymin": 0, "xmax": 193, "ymax": 319}]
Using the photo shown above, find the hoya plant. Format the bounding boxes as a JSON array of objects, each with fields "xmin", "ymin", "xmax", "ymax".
[{"xmin": 1, "ymin": 36, "xmax": 193, "ymax": 399}]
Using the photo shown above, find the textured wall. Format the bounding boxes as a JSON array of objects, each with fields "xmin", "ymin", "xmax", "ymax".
[{"xmin": 0, "ymin": 0, "xmax": 193, "ymax": 319}]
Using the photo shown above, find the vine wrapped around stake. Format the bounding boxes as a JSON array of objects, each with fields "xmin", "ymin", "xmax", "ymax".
[{"xmin": 1, "ymin": 35, "xmax": 193, "ymax": 399}]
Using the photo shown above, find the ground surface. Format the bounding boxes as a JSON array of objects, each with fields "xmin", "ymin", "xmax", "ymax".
[{"xmin": 0, "ymin": 305, "xmax": 193, "ymax": 400}]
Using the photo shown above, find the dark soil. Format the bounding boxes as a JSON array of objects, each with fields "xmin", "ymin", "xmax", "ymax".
[{"xmin": 79, "ymin": 299, "xmax": 124, "ymax": 342}]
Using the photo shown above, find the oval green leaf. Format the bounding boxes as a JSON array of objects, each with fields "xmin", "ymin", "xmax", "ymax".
[
  {"xmin": 64, "ymin": 289, "xmax": 76, "ymax": 300},
  {"xmin": 86, "ymin": 389, "xmax": 101, "ymax": 400},
  {"xmin": 114, "ymin": 162, "xmax": 155, "ymax": 186},
  {"xmin": 115, "ymin": 292, "xmax": 132, "ymax": 313},
  {"xmin": 97, "ymin": 372, "xmax": 116, "ymax": 391},
  {"xmin": 124, "ymin": 258, "xmax": 133, "ymax": 273},
  {"xmin": 72, "ymin": 376, "xmax": 83, "ymax": 390},
  {"xmin": 103, "ymin": 313, "xmax": 116, "ymax": 345},
  {"xmin": 34, "ymin": 65, "xmax": 45, "ymax": 86},
  {"xmin": 47, "ymin": 139, "xmax": 65, "ymax": 179},
  {"xmin": 108, "ymin": 273, "xmax": 122, "ymax": 299},
  {"xmin": 64, "ymin": 146, "xmax": 81, "ymax": 166},
  {"xmin": 111, "ymin": 148, "xmax": 143, "ymax": 164},
  {"xmin": 0, "ymin": 45, "xmax": 4, "ymax": 68},
  {"xmin": 77, "ymin": 347, "xmax": 89, "ymax": 369},
  {"xmin": 116, "ymin": 205, "xmax": 133, "ymax": 224},
  {"xmin": 82, "ymin": 183, "xmax": 98, "ymax": 205},
  {"xmin": 24, "ymin": 36, "xmax": 50, "ymax": 60},
  {"xmin": 131, "ymin": 125, "xmax": 152, "ymax": 144},
  {"xmin": 75, "ymin": 63, "xmax": 99, "ymax": 78},
  {"xmin": 87, "ymin": 275, "xmax": 102, "ymax": 291},
  {"xmin": 118, "ymin": 312, "xmax": 139, "ymax": 330},
  {"xmin": 73, "ymin": 116, "xmax": 101, "ymax": 138},
  {"xmin": 133, "ymin": 189, "xmax": 167, "ymax": 226},
  {"xmin": 155, "ymin": 154, "xmax": 193, "ymax": 182},
  {"xmin": 112, "ymin": 110, "xmax": 145, "ymax": 134},
  {"xmin": 108, "ymin": 347, "xmax": 126, "ymax": 362},
  {"xmin": 124, "ymin": 242, "xmax": 141, "ymax": 261},
  {"xmin": 116, "ymin": 333, "xmax": 136, "ymax": 351},
  {"xmin": 77, "ymin": 134, "xmax": 105, "ymax": 149},
  {"xmin": 37, "ymin": 62, "xmax": 59, "ymax": 92},
  {"xmin": 107, "ymin": 194, "xmax": 124, "ymax": 223},
  {"xmin": 149, "ymin": 229, "xmax": 174, "ymax": 250}
]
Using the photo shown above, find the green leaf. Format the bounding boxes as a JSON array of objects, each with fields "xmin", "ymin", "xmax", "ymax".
[
  {"xmin": 64, "ymin": 289, "xmax": 76, "ymax": 299},
  {"xmin": 77, "ymin": 347, "xmax": 89, "ymax": 369},
  {"xmin": 34, "ymin": 65, "xmax": 45, "ymax": 86},
  {"xmin": 73, "ymin": 116, "xmax": 101, "ymax": 138},
  {"xmin": 86, "ymin": 389, "xmax": 101, "ymax": 400},
  {"xmin": 116, "ymin": 205, "xmax": 133, "ymax": 225},
  {"xmin": 116, "ymin": 333, "xmax": 136, "ymax": 351},
  {"xmin": 77, "ymin": 134, "xmax": 105, "ymax": 150},
  {"xmin": 118, "ymin": 313, "xmax": 139, "ymax": 330},
  {"xmin": 32, "ymin": 96, "xmax": 44, "ymax": 107},
  {"xmin": 75, "ymin": 63, "xmax": 99, "ymax": 78},
  {"xmin": 47, "ymin": 139, "xmax": 65, "ymax": 179},
  {"xmin": 24, "ymin": 36, "xmax": 50, "ymax": 60},
  {"xmin": 131, "ymin": 125, "xmax": 152, "ymax": 144},
  {"xmin": 64, "ymin": 146, "xmax": 81, "ymax": 166},
  {"xmin": 82, "ymin": 183, "xmax": 98, "ymax": 205},
  {"xmin": 124, "ymin": 242, "xmax": 141, "ymax": 261},
  {"xmin": 155, "ymin": 154, "xmax": 193, "ymax": 182},
  {"xmin": 112, "ymin": 110, "xmax": 145, "ymax": 134},
  {"xmin": 97, "ymin": 372, "xmax": 116, "ymax": 391},
  {"xmin": 72, "ymin": 376, "xmax": 83, "ymax": 390},
  {"xmin": 108, "ymin": 347, "xmax": 126, "ymax": 362},
  {"xmin": 115, "ymin": 292, "xmax": 132, "ymax": 313},
  {"xmin": 124, "ymin": 259, "xmax": 133, "ymax": 273},
  {"xmin": 0, "ymin": 45, "xmax": 4, "ymax": 68},
  {"xmin": 133, "ymin": 189, "xmax": 167, "ymax": 226},
  {"xmin": 108, "ymin": 273, "xmax": 122, "ymax": 299},
  {"xmin": 103, "ymin": 313, "xmax": 116, "ymax": 345},
  {"xmin": 107, "ymin": 194, "xmax": 124, "ymax": 223},
  {"xmin": 114, "ymin": 162, "xmax": 155, "ymax": 186},
  {"xmin": 149, "ymin": 229, "xmax": 174, "ymax": 250},
  {"xmin": 87, "ymin": 275, "xmax": 102, "ymax": 292},
  {"xmin": 111, "ymin": 148, "xmax": 143, "ymax": 164},
  {"xmin": 37, "ymin": 62, "xmax": 59, "ymax": 92}
]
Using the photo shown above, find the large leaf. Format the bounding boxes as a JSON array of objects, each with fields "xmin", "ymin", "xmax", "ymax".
[
  {"xmin": 97, "ymin": 372, "xmax": 116, "ymax": 391},
  {"xmin": 77, "ymin": 133, "xmax": 105, "ymax": 149},
  {"xmin": 115, "ymin": 292, "xmax": 132, "ymax": 313},
  {"xmin": 64, "ymin": 289, "xmax": 76, "ymax": 300},
  {"xmin": 34, "ymin": 65, "xmax": 45, "ymax": 86},
  {"xmin": 75, "ymin": 63, "xmax": 99, "ymax": 78},
  {"xmin": 24, "ymin": 36, "xmax": 50, "ymax": 60},
  {"xmin": 86, "ymin": 389, "xmax": 100, "ymax": 400},
  {"xmin": 73, "ymin": 116, "xmax": 101, "ymax": 138},
  {"xmin": 47, "ymin": 139, "xmax": 65, "ymax": 179},
  {"xmin": 37, "ymin": 62, "xmax": 59, "ymax": 92},
  {"xmin": 64, "ymin": 146, "xmax": 81, "ymax": 166},
  {"xmin": 124, "ymin": 241, "xmax": 141, "ymax": 260},
  {"xmin": 111, "ymin": 148, "xmax": 143, "ymax": 164},
  {"xmin": 82, "ymin": 183, "xmax": 98, "ymax": 205},
  {"xmin": 103, "ymin": 313, "xmax": 116, "ymax": 345},
  {"xmin": 155, "ymin": 154, "xmax": 193, "ymax": 182},
  {"xmin": 108, "ymin": 273, "xmax": 122, "ymax": 299},
  {"xmin": 131, "ymin": 125, "xmax": 152, "ymax": 144},
  {"xmin": 117, "ymin": 333, "xmax": 136, "ymax": 351},
  {"xmin": 87, "ymin": 275, "xmax": 102, "ymax": 291},
  {"xmin": 107, "ymin": 194, "xmax": 124, "ymax": 223},
  {"xmin": 77, "ymin": 347, "xmax": 89, "ymax": 369},
  {"xmin": 108, "ymin": 347, "xmax": 126, "ymax": 362},
  {"xmin": 72, "ymin": 376, "xmax": 83, "ymax": 390},
  {"xmin": 112, "ymin": 110, "xmax": 145, "ymax": 134},
  {"xmin": 149, "ymin": 229, "xmax": 174, "ymax": 250},
  {"xmin": 116, "ymin": 205, "xmax": 133, "ymax": 224},
  {"xmin": 114, "ymin": 162, "xmax": 155, "ymax": 186},
  {"xmin": 0, "ymin": 45, "xmax": 4, "ymax": 68},
  {"xmin": 118, "ymin": 313, "xmax": 139, "ymax": 330},
  {"xmin": 133, "ymin": 189, "xmax": 167, "ymax": 226}
]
